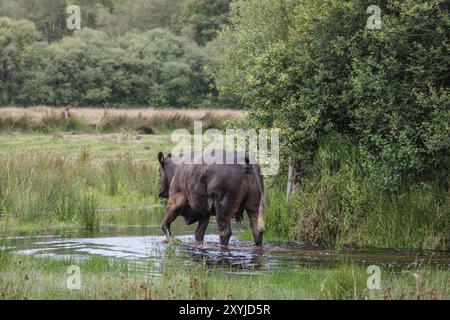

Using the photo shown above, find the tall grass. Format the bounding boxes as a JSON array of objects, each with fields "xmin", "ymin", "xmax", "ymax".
[
  {"xmin": 0, "ymin": 151, "xmax": 160, "ymax": 230},
  {"xmin": 0, "ymin": 110, "xmax": 91, "ymax": 133},
  {"xmin": 0, "ymin": 109, "xmax": 236, "ymax": 134},
  {"xmin": 78, "ymin": 193, "xmax": 100, "ymax": 231},
  {"xmin": 0, "ymin": 252, "xmax": 448, "ymax": 300},
  {"xmin": 268, "ymin": 133, "xmax": 449, "ymax": 250},
  {"xmin": 264, "ymin": 185, "xmax": 295, "ymax": 241}
]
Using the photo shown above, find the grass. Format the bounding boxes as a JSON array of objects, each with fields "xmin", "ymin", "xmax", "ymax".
[
  {"xmin": 263, "ymin": 133, "xmax": 449, "ymax": 251},
  {"xmin": 0, "ymin": 107, "xmax": 242, "ymax": 134},
  {"xmin": 0, "ymin": 107, "xmax": 244, "ymax": 124},
  {"xmin": 0, "ymin": 133, "xmax": 172, "ymax": 160},
  {"xmin": 77, "ymin": 193, "xmax": 100, "ymax": 232},
  {"xmin": 0, "ymin": 133, "xmax": 171, "ymax": 233},
  {"xmin": 0, "ymin": 252, "xmax": 448, "ymax": 300},
  {"xmin": 0, "ymin": 123, "xmax": 448, "ymax": 300},
  {"xmin": 0, "ymin": 130, "xmax": 448, "ymax": 250}
]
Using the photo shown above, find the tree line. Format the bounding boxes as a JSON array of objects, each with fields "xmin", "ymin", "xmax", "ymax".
[
  {"xmin": 211, "ymin": 0, "xmax": 449, "ymax": 190},
  {"xmin": 0, "ymin": 0, "xmax": 232, "ymax": 107},
  {"xmin": 0, "ymin": 0, "xmax": 231, "ymax": 44}
]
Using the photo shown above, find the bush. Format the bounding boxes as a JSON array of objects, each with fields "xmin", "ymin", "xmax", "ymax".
[
  {"xmin": 291, "ymin": 133, "xmax": 449, "ymax": 250},
  {"xmin": 212, "ymin": 0, "xmax": 450, "ymax": 191},
  {"xmin": 0, "ymin": 17, "xmax": 40, "ymax": 105},
  {"xmin": 3, "ymin": 27, "xmax": 220, "ymax": 107}
]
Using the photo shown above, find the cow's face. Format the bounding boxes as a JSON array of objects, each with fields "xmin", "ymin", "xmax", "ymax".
[{"xmin": 157, "ymin": 152, "xmax": 175, "ymax": 198}]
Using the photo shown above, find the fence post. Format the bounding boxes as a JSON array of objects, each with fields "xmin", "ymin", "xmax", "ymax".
[{"xmin": 286, "ymin": 161, "xmax": 302, "ymax": 204}]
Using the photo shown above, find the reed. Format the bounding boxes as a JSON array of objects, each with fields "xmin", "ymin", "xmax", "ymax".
[
  {"xmin": 0, "ymin": 151, "xmax": 161, "ymax": 229},
  {"xmin": 0, "ymin": 252, "xmax": 448, "ymax": 300},
  {"xmin": 0, "ymin": 107, "xmax": 242, "ymax": 133}
]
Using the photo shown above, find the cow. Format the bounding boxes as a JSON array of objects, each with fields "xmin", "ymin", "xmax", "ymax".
[{"xmin": 158, "ymin": 150, "xmax": 265, "ymax": 246}]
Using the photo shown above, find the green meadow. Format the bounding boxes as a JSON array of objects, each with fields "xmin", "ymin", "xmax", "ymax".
[
  {"xmin": 0, "ymin": 251, "xmax": 448, "ymax": 300},
  {"xmin": 0, "ymin": 122, "xmax": 448, "ymax": 300}
]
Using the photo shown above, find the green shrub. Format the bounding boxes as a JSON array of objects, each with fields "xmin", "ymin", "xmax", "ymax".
[
  {"xmin": 212, "ymin": 0, "xmax": 450, "ymax": 191},
  {"xmin": 6, "ymin": 27, "xmax": 220, "ymax": 107},
  {"xmin": 290, "ymin": 133, "xmax": 449, "ymax": 250}
]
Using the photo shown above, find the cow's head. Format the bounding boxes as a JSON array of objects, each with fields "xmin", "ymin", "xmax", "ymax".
[{"xmin": 157, "ymin": 152, "xmax": 176, "ymax": 198}]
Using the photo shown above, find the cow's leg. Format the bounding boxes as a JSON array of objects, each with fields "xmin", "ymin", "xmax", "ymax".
[
  {"xmin": 214, "ymin": 195, "xmax": 235, "ymax": 247},
  {"xmin": 244, "ymin": 184, "xmax": 264, "ymax": 246},
  {"xmin": 161, "ymin": 194, "xmax": 185, "ymax": 238},
  {"xmin": 216, "ymin": 214, "xmax": 232, "ymax": 246},
  {"xmin": 195, "ymin": 215, "xmax": 210, "ymax": 243},
  {"xmin": 247, "ymin": 211, "xmax": 264, "ymax": 246}
]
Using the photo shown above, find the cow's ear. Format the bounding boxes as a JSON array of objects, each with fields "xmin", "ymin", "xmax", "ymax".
[{"xmin": 158, "ymin": 152, "xmax": 164, "ymax": 166}]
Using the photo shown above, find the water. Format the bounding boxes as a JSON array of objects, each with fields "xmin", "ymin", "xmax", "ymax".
[{"xmin": 2, "ymin": 216, "xmax": 450, "ymax": 275}]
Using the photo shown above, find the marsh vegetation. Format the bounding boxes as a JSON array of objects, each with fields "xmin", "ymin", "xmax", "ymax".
[
  {"xmin": 0, "ymin": 116, "xmax": 448, "ymax": 300},
  {"xmin": 0, "ymin": 0, "xmax": 448, "ymax": 300}
]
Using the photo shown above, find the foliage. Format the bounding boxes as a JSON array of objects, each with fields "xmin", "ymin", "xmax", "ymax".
[
  {"xmin": 0, "ymin": 0, "xmax": 234, "ymax": 107},
  {"xmin": 212, "ymin": 0, "xmax": 450, "ymax": 190},
  {"xmin": 0, "ymin": 0, "xmax": 68, "ymax": 42},
  {"xmin": 1, "ymin": 26, "xmax": 216, "ymax": 107},
  {"xmin": 0, "ymin": 0, "xmax": 231, "ymax": 45},
  {"xmin": 292, "ymin": 133, "xmax": 449, "ymax": 250},
  {"xmin": 0, "ymin": 17, "xmax": 40, "ymax": 105},
  {"xmin": 95, "ymin": 0, "xmax": 181, "ymax": 38},
  {"xmin": 0, "ymin": 0, "xmax": 176, "ymax": 42},
  {"xmin": 259, "ymin": 133, "xmax": 449, "ymax": 250},
  {"xmin": 173, "ymin": 0, "xmax": 232, "ymax": 45}
]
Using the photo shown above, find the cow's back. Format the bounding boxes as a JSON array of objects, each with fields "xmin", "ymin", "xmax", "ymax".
[{"xmin": 169, "ymin": 150, "xmax": 255, "ymax": 215}]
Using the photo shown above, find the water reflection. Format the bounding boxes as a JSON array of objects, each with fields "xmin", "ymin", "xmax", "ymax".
[
  {"xmin": 188, "ymin": 244, "xmax": 266, "ymax": 272},
  {"xmin": 2, "ymin": 225, "xmax": 449, "ymax": 276}
]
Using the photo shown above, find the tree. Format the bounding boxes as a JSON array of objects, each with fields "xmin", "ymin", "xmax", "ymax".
[
  {"xmin": 122, "ymin": 28, "xmax": 211, "ymax": 106},
  {"xmin": 16, "ymin": 0, "xmax": 68, "ymax": 42},
  {"xmin": 0, "ymin": 17, "xmax": 40, "ymax": 104},
  {"xmin": 212, "ymin": 0, "xmax": 450, "ymax": 189},
  {"xmin": 12, "ymin": 27, "xmax": 213, "ymax": 107},
  {"xmin": 95, "ymin": 0, "xmax": 181, "ymax": 37},
  {"xmin": 0, "ymin": 0, "xmax": 230, "ymax": 107},
  {"xmin": 173, "ymin": 0, "xmax": 232, "ymax": 45},
  {"xmin": 0, "ymin": 0, "xmax": 120, "ymax": 41}
]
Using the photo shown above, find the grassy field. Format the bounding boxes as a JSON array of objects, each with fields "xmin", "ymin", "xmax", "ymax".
[
  {"xmin": 0, "ymin": 107, "xmax": 244, "ymax": 124},
  {"xmin": 0, "ymin": 132, "xmax": 171, "ymax": 234},
  {"xmin": 0, "ymin": 251, "xmax": 448, "ymax": 300},
  {"xmin": 0, "ymin": 108, "xmax": 448, "ymax": 300},
  {"xmin": 0, "ymin": 133, "xmax": 172, "ymax": 160}
]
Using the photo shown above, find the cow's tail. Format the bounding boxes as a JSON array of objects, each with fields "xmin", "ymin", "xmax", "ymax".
[{"xmin": 251, "ymin": 164, "xmax": 265, "ymax": 233}]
